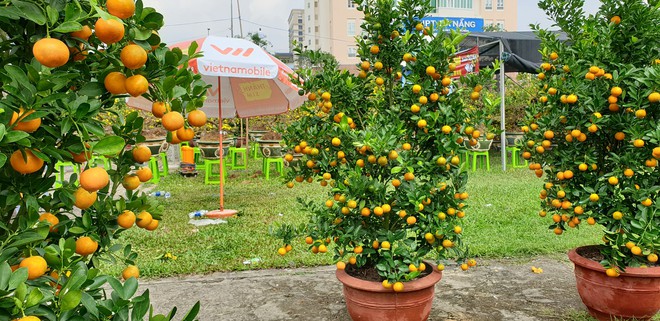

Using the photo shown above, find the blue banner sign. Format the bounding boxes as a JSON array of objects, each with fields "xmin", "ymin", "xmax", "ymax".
[{"xmin": 421, "ymin": 17, "xmax": 484, "ymax": 32}]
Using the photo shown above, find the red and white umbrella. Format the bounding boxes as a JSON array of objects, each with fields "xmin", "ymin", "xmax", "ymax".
[
  {"xmin": 128, "ymin": 36, "xmax": 303, "ymax": 217},
  {"xmin": 129, "ymin": 36, "xmax": 303, "ymax": 118}
]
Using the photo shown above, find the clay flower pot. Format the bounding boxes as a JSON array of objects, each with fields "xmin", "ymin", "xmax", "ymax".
[
  {"xmin": 336, "ymin": 262, "xmax": 442, "ymax": 321},
  {"xmin": 568, "ymin": 245, "xmax": 660, "ymax": 321}
]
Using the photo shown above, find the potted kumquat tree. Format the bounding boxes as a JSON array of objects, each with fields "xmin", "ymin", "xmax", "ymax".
[
  {"xmin": 0, "ymin": 0, "xmax": 207, "ymax": 319},
  {"xmin": 521, "ymin": 0, "xmax": 660, "ymax": 319},
  {"xmin": 273, "ymin": 0, "xmax": 497, "ymax": 320}
]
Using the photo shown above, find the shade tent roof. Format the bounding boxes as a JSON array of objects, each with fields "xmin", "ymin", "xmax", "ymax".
[{"xmin": 461, "ymin": 31, "xmax": 568, "ymax": 73}]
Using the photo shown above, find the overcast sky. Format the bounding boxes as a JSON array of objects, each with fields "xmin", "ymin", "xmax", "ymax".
[{"xmin": 145, "ymin": 0, "xmax": 601, "ymax": 52}]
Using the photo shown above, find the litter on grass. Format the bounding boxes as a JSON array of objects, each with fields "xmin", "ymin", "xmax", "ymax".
[
  {"xmin": 188, "ymin": 218, "xmax": 227, "ymax": 226},
  {"xmin": 243, "ymin": 258, "xmax": 262, "ymax": 265}
]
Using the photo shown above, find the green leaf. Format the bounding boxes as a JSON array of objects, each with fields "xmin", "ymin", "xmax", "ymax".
[
  {"xmin": 12, "ymin": 0, "xmax": 47, "ymax": 25},
  {"xmin": 78, "ymin": 82, "xmax": 105, "ymax": 97},
  {"xmin": 68, "ymin": 226, "xmax": 86, "ymax": 234},
  {"xmin": 188, "ymin": 41, "xmax": 199, "ymax": 56},
  {"xmin": 0, "ymin": 6, "xmax": 21, "ymax": 19},
  {"xmin": 52, "ymin": 21, "xmax": 84, "ymax": 33},
  {"xmin": 142, "ymin": 12, "xmax": 163, "ymax": 29},
  {"xmin": 3, "ymin": 131, "xmax": 30, "ymax": 143},
  {"xmin": 64, "ymin": 1, "xmax": 82, "ymax": 20},
  {"xmin": 151, "ymin": 315, "xmax": 169, "ymax": 321},
  {"xmin": 0, "ymin": 154, "xmax": 7, "ymax": 169},
  {"xmin": 61, "ymin": 289, "xmax": 82, "ymax": 311},
  {"xmin": 180, "ymin": 302, "xmax": 200, "ymax": 321},
  {"xmin": 92, "ymin": 136, "xmax": 126, "ymax": 156},
  {"xmin": 46, "ymin": 5, "xmax": 58, "ymax": 26},
  {"xmin": 81, "ymin": 292, "xmax": 99, "ymax": 317},
  {"xmin": 5, "ymin": 65, "xmax": 30, "ymax": 86},
  {"xmin": 6, "ymin": 232, "xmax": 45, "ymax": 248},
  {"xmin": 0, "ymin": 263, "xmax": 12, "ymax": 290},
  {"xmin": 8, "ymin": 268, "xmax": 28, "ymax": 290},
  {"xmin": 94, "ymin": 6, "xmax": 114, "ymax": 21},
  {"xmin": 82, "ymin": 212, "xmax": 91, "ymax": 228},
  {"xmin": 107, "ymin": 277, "xmax": 125, "ymax": 299},
  {"xmin": 123, "ymin": 276, "xmax": 138, "ymax": 298},
  {"xmin": 133, "ymin": 26, "xmax": 153, "ymax": 41},
  {"xmin": 15, "ymin": 281, "xmax": 27, "ymax": 301},
  {"xmin": 129, "ymin": 288, "xmax": 150, "ymax": 320},
  {"xmin": 25, "ymin": 288, "xmax": 44, "ymax": 308}
]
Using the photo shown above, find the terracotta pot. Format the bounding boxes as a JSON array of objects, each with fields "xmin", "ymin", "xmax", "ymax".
[
  {"xmin": 568, "ymin": 245, "xmax": 660, "ymax": 321},
  {"xmin": 336, "ymin": 262, "xmax": 442, "ymax": 321}
]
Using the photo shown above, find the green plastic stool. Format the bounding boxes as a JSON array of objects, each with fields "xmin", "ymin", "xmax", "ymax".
[
  {"xmin": 54, "ymin": 161, "xmax": 80, "ymax": 188},
  {"xmin": 159, "ymin": 152, "xmax": 169, "ymax": 177},
  {"xmin": 506, "ymin": 146, "xmax": 528, "ymax": 168},
  {"xmin": 148, "ymin": 157, "xmax": 161, "ymax": 184},
  {"xmin": 204, "ymin": 159, "xmax": 228, "ymax": 185},
  {"xmin": 457, "ymin": 150, "xmax": 470, "ymax": 171},
  {"xmin": 470, "ymin": 150, "xmax": 491, "ymax": 171},
  {"xmin": 250, "ymin": 142, "xmax": 262, "ymax": 159},
  {"xmin": 229, "ymin": 147, "xmax": 247, "ymax": 170},
  {"xmin": 262, "ymin": 157, "xmax": 284, "ymax": 180},
  {"xmin": 90, "ymin": 156, "xmax": 111, "ymax": 169},
  {"xmin": 193, "ymin": 147, "xmax": 203, "ymax": 166}
]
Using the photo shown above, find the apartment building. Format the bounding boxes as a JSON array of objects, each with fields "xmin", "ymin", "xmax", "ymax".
[
  {"xmin": 294, "ymin": 0, "xmax": 517, "ymax": 68},
  {"xmin": 287, "ymin": 9, "xmax": 305, "ymax": 53}
]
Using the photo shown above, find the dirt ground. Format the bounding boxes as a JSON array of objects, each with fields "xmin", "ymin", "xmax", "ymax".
[{"xmin": 140, "ymin": 255, "xmax": 591, "ymax": 321}]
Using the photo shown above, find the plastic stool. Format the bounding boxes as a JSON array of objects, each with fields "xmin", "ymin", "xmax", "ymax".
[
  {"xmin": 229, "ymin": 147, "xmax": 247, "ymax": 170},
  {"xmin": 470, "ymin": 150, "xmax": 490, "ymax": 171},
  {"xmin": 250, "ymin": 142, "xmax": 262, "ymax": 159},
  {"xmin": 54, "ymin": 161, "xmax": 80, "ymax": 188},
  {"xmin": 204, "ymin": 159, "xmax": 228, "ymax": 185},
  {"xmin": 262, "ymin": 157, "xmax": 284, "ymax": 180},
  {"xmin": 159, "ymin": 152, "xmax": 169, "ymax": 177},
  {"xmin": 193, "ymin": 147, "xmax": 203, "ymax": 166},
  {"xmin": 148, "ymin": 157, "xmax": 161, "ymax": 184},
  {"xmin": 90, "ymin": 156, "xmax": 111, "ymax": 169},
  {"xmin": 506, "ymin": 146, "xmax": 528, "ymax": 168}
]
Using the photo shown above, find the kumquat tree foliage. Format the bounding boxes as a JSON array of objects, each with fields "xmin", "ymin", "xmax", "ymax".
[
  {"xmin": 273, "ymin": 0, "xmax": 499, "ymax": 291},
  {"xmin": 521, "ymin": 0, "xmax": 660, "ymax": 275},
  {"xmin": 0, "ymin": 0, "xmax": 208, "ymax": 319}
]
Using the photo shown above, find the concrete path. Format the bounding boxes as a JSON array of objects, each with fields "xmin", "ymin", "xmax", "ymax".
[{"xmin": 141, "ymin": 255, "xmax": 589, "ymax": 321}]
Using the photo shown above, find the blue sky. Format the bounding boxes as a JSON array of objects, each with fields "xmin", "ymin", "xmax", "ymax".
[{"xmin": 145, "ymin": 0, "xmax": 602, "ymax": 52}]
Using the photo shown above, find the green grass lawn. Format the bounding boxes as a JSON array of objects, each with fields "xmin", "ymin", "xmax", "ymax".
[{"xmin": 107, "ymin": 155, "xmax": 601, "ymax": 278}]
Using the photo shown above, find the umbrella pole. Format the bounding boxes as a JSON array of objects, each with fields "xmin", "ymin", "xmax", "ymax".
[{"xmin": 207, "ymin": 77, "xmax": 238, "ymax": 219}]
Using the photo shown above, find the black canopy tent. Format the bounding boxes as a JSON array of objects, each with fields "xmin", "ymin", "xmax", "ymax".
[
  {"xmin": 462, "ymin": 31, "xmax": 568, "ymax": 73},
  {"xmin": 457, "ymin": 31, "xmax": 568, "ymax": 170}
]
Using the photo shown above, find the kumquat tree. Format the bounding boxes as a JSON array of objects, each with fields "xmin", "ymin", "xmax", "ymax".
[
  {"xmin": 273, "ymin": 0, "xmax": 499, "ymax": 291},
  {"xmin": 521, "ymin": 0, "xmax": 660, "ymax": 275},
  {"xmin": 0, "ymin": 0, "xmax": 207, "ymax": 319}
]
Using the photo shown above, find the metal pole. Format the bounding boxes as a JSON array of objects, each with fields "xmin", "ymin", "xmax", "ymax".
[
  {"xmin": 499, "ymin": 40, "xmax": 507, "ymax": 171},
  {"xmin": 237, "ymin": 0, "xmax": 244, "ymax": 38},
  {"xmin": 219, "ymin": 78, "xmax": 225, "ymax": 210},
  {"xmin": 230, "ymin": 0, "xmax": 234, "ymax": 37},
  {"xmin": 207, "ymin": 77, "xmax": 237, "ymax": 218}
]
